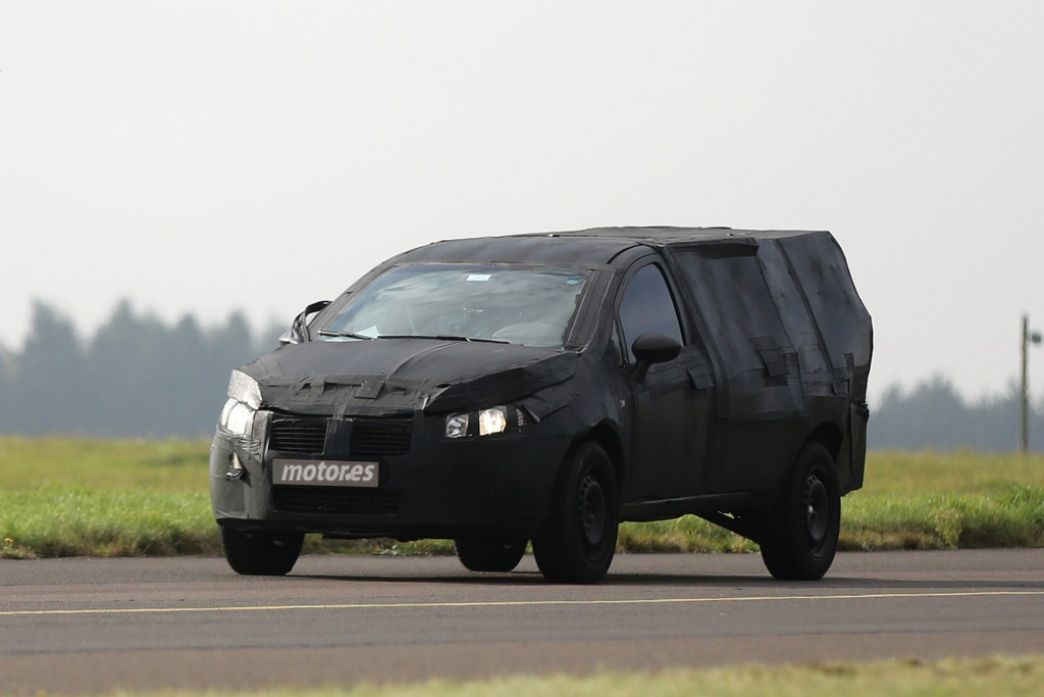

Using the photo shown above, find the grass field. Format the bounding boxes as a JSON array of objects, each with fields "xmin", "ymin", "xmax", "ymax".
[
  {"xmin": 0, "ymin": 437, "xmax": 1041, "ymax": 559},
  {"xmin": 48, "ymin": 656, "xmax": 1044, "ymax": 697}
]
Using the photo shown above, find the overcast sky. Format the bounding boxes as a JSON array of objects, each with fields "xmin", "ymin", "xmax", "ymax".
[{"xmin": 2, "ymin": 1, "xmax": 1042, "ymax": 402}]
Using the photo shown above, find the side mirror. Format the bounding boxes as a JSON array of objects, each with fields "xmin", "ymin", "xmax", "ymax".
[
  {"xmin": 280, "ymin": 300, "xmax": 331, "ymax": 345},
  {"xmin": 632, "ymin": 333, "xmax": 681, "ymax": 380}
]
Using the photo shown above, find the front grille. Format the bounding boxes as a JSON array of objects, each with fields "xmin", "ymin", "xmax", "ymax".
[
  {"xmin": 272, "ymin": 486, "xmax": 402, "ymax": 515},
  {"xmin": 351, "ymin": 418, "xmax": 412, "ymax": 456},
  {"xmin": 269, "ymin": 415, "xmax": 326, "ymax": 454},
  {"xmin": 268, "ymin": 414, "xmax": 412, "ymax": 457}
]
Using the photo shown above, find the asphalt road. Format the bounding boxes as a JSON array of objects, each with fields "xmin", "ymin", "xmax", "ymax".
[{"xmin": 1, "ymin": 549, "xmax": 1042, "ymax": 695}]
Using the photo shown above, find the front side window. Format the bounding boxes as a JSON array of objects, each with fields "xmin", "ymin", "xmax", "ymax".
[
  {"xmin": 618, "ymin": 264, "xmax": 684, "ymax": 362},
  {"xmin": 318, "ymin": 263, "xmax": 589, "ymax": 347}
]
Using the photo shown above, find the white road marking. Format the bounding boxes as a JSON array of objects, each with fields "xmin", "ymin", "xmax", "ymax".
[{"xmin": 1, "ymin": 590, "xmax": 1041, "ymax": 618}]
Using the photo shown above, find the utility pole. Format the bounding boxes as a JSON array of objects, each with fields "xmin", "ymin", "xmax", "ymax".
[{"xmin": 1020, "ymin": 314, "xmax": 1042, "ymax": 453}]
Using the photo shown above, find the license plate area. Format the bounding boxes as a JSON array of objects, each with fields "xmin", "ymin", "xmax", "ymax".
[{"xmin": 273, "ymin": 459, "xmax": 379, "ymax": 488}]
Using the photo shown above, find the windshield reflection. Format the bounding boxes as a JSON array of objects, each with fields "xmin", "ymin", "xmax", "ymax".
[{"xmin": 319, "ymin": 264, "xmax": 589, "ymax": 347}]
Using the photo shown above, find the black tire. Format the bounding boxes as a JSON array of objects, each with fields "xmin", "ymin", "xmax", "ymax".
[
  {"xmin": 532, "ymin": 441, "xmax": 619, "ymax": 584},
  {"xmin": 759, "ymin": 441, "xmax": 841, "ymax": 581},
  {"xmin": 220, "ymin": 528, "xmax": 304, "ymax": 576},
  {"xmin": 454, "ymin": 539, "xmax": 527, "ymax": 572}
]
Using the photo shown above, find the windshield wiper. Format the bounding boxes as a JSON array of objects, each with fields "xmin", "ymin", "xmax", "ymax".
[
  {"xmin": 378, "ymin": 334, "xmax": 509, "ymax": 344},
  {"xmin": 318, "ymin": 330, "xmax": 376, "ymax": 340}
]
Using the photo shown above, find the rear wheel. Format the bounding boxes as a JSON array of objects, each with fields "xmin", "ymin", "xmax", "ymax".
[
  {"xmin": 220, "ymin": 528, "xmax": 304, "ymax": 576},
  {"xmin": 532, "ymin": 441, "xmax": 619, "ymax": 584},
  {"xmin": 454, "ymin": 539, "xmax": 527, "ymax": 572},
  {"xmin": 759, "ymin": 441, "xmax": 840, "ymax": 580}
]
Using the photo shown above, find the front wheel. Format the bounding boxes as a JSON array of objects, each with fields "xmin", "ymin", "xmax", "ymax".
[
  {"xmin": 532, "ymin": 441, "xmax": 619, "ymax": 584},
  {"xmin": 454, "ymin": 539, "xmax": 527, "ymax": 572},
  {"xmin": 220, "ymin": 528, "xmax": 304, "ymax": 576},
  {"xmin": 759, "ymin": 441, "xmax": 841, "ymax": 580}
]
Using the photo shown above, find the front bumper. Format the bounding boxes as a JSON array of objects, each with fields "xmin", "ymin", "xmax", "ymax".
[{"xmin": 210, "ymin": 409, "xmax": 570, "ymax": 541}]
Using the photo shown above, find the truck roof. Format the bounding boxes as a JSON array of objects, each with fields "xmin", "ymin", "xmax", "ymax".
[{"xmin": 399, "ymin": 227, "xmax": 831, "ymax": 266}]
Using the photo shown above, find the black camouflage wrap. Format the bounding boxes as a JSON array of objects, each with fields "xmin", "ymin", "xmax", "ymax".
[{"xmin": 210, "ymin": 227, "xmax": 871, "ymax": 544}]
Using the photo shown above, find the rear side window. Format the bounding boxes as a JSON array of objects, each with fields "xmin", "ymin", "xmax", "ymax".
[{"xmin": 618, "ymin": 264, "xmax": 684, "ymax": 362}]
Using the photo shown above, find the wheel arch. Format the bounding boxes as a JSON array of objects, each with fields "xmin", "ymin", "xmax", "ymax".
[
  {"xmin": 568, "ymin": 420, "xmax": 626, "ymax": 498},
  {"xmin": 806, "ymin": 421, "xmax": 844, "ymax": 463},
  {"xmin": 773, "ymin": 421, "xmax": 845, "ymax": 497}
]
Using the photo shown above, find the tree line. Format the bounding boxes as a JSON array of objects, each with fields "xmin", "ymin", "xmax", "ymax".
[
  {"xmin": 0, "ymin": 300, "xmax": 1041, "ymax": 449},
  {"xmin": 0, "ymin": 301, "xmax": 281, "ymax": 437},
  {"xmin": 870, "ymin": 376, "xmax": 1044, "ymax": 452}
]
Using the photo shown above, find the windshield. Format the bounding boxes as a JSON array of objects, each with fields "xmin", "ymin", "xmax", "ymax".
[{"xmin": 318, "ymin": 263, "xmax": 589, "ymax": 347}]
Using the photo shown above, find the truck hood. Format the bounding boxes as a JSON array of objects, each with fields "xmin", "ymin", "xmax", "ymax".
[{"xmin": 240, "ymin": 339, "xmax": 578, "ymax": 418}]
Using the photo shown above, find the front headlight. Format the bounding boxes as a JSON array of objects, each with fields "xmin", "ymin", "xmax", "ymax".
[
  {"xmin": 227, "ymin": 369, "xmax": 262, "ymax": 409},
  {"xmin": 220, "ymin": 398, "xmax": 255, "ymax": 435},
  {"xmin": 219, "ymin": 370, "xmax": 261, "ymax": 436},
  {"xmin": 445, "ymin": 413, "xmax": 470, "ymax": 439},
  {"xmin": 478, "ymin": 407, "xmax": 508, "ymax": 436},
  {"xmin": 445, "ymin": 406, "xmax": 524, "ymax": 439}
]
